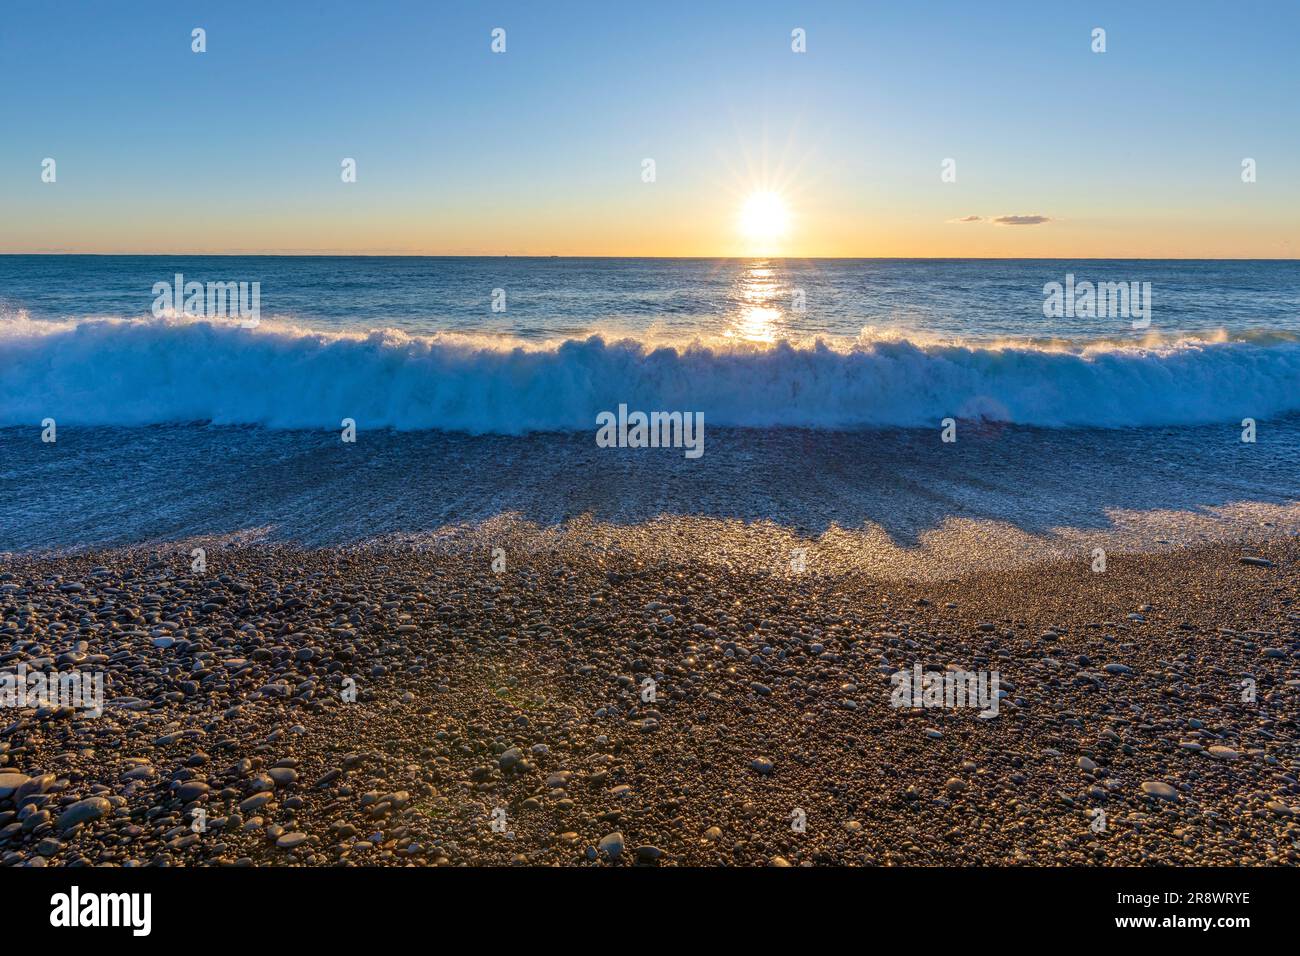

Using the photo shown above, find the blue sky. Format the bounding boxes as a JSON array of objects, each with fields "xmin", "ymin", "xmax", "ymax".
[{"xmin": 2, "ymin": 0, "xmax": 1297, "ymax": 255}]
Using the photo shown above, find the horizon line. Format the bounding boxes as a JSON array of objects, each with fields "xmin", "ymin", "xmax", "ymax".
[{"xmin": 2, "ymin": 253, "xmax": 1298, "ymax": 262}]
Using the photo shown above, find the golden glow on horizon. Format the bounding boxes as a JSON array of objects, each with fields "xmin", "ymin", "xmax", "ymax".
[
  {"xmin": 6, "ymin": 125, "xmax": 1295, "ymax": 258},
  {"xmin": 3, "ymin": 101, "xmax": 1297, "ymax": 259},
  {"xmin": 5, "ymin": 177, "xmax": 1298, "ymax": 258}
]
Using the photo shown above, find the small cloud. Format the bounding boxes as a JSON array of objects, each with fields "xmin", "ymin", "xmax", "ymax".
[
  {"xmin": 948, "ymin": 215, "xmax": 983, "ymax": 223},
  {"xmin": 992, "ymin": 214, "xmax": 1052, "ymax": 226}
]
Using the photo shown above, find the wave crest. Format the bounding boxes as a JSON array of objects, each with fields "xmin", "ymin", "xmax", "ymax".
[{"xmin": 3, "ymin": 317, "xmax": 1299, "ymax": 431}]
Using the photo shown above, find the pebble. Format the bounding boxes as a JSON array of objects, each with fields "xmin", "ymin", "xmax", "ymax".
[
  {"xmin": 57, "ymin": 797, "xmax": 111, "ymax": 832},
  {"xmin": 1140, "ymin": 781, "xmax": 1180, "ymax": 801},
  {"xmin": 0, "ymin": 773, "xmax": 30, "ymax": 799},
  {"xmin": 597, "ymin": 831, "xmax": 624, "ymax": 860},
  {"xmin": 177, "ymin": 781, "xmax": 210, "ymax": 802},
  {"xmin": 267, "ymin": 768, "xmax": 298, "ymax": 787}
]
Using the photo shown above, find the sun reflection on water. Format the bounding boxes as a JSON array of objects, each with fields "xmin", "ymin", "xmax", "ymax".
[{"xmin": 726, "ymin": 262, "xmax": 785, "ymax": 344}]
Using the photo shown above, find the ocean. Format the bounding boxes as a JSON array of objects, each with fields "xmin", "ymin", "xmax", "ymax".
[{"xmin": 2, "ymin": 255, "xmax": 1298, "ymax": 562}]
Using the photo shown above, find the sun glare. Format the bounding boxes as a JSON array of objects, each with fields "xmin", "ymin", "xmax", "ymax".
[{"xmin": 738, "ymin": 191, "xmax": 790, "ymax": 244}]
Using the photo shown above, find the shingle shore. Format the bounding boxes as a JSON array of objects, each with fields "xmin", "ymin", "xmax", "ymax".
[{"xmin": 1, "ymin": 539, "xmax": 1297, "ymax": 866}]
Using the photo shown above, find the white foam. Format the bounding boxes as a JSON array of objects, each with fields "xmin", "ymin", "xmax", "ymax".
[{"xmin": 3, "ymin": 316, "xmax": 1299, "ymax": 431}]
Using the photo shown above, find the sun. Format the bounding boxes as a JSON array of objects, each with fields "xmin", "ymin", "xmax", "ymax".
[{"xmin": 738, "ymin": 191, "xmax": 790, "ymax": 244}]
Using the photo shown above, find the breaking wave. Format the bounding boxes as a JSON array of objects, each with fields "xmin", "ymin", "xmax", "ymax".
[{"xmin": 3, "ymin": 316, "xmax": 1300, "ymax": 431}]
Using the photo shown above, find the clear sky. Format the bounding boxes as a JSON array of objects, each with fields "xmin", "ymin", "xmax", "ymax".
[{"xmin": 2, "ymin": 0, "xmax": 1297, "ymax": 257}]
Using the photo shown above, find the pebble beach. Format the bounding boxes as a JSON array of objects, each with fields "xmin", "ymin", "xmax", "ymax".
[{"xmin": 2, "ymin": 534, "xmax": 1297, "ymax": 867}]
